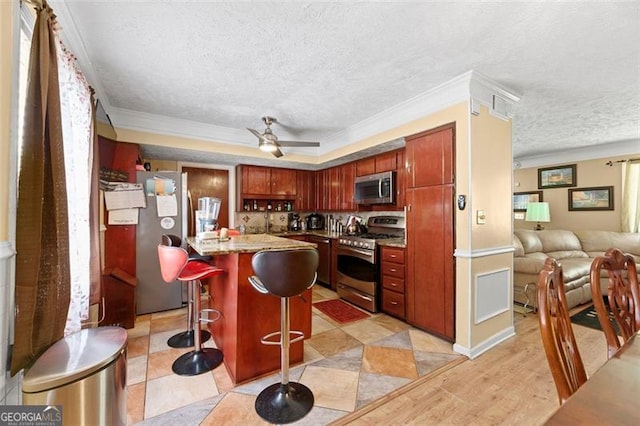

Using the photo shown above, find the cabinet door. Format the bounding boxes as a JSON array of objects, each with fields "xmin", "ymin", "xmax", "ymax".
[
  {"xmin": 242, "ymin": 165, "xmax": 271, "ymax": 195},
  {"xmin": 328, "ymin": 166, "xmax": 341, "ymax": 210},
  {"xmin": 375, "ymin": 151, "xmax": 397, "ymax": 173},
  {"xmin": 271, "ymin": 168, "xmax": 296, "ymax": 196},
  {"xmin": 296, "ymin": 170, "xmax": 316, "ymax": 211},
  {"xmin": 315, "ymin": 169, "xmax": 328, "ymax": 211},
  {"xmin": 356, "ymin": 157, "xmax": 375, "ymax": 176},
  {"xmin": 406, "ymin": 126, "xmax": 454, "ymax": 188},
  {"xmin": 340, "ymin": 162, "xmax": 356, "ymax": 211},
  {"xmin": 406, "ymin": 185, "xmax": 454, "ymax": 340}
]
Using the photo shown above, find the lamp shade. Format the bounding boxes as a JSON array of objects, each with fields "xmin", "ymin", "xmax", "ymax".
[{"xmin": 525, "ymin": 202, "xmax": 550, "ymax": 222}]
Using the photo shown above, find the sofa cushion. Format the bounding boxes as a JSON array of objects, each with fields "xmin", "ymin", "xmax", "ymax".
[
  {"xmin": 536, "ymin": 229, "xmax": 585, "ymax": 253},
  {"xmin": 574, "ymin": 230, "xmax": 640, "ymax": 259},
  {"xmin": 513, "ymin": 252, "xmax": 547, "ymax": 274},
  {"xmin": 513, "ymin": 234, "xmax": 525, "ymax": 257},
  {"xmin": 514, "ymin": 229, "xmax": 543, "ymax": 254}
]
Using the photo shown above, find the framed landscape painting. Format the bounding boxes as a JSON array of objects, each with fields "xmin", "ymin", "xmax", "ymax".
[
  {"xmin": 513, "ymin": 191, "xmax": 543, "ymax": 211},
  {"xmin": 568, "ymin": 186, "xmax": 614, "ymax": 211},
  {"xmin": 538, "ymin": 164, "xmax": 576, "ymax": 189}
]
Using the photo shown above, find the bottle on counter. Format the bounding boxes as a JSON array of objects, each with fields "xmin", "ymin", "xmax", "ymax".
[{"xmin": 253, "ymin": 200, "xmax": 258, "ymax": 211}]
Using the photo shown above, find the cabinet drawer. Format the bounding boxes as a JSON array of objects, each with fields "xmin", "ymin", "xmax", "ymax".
[
  {"xmin": 382, "ymin": 275, "xmax": 405, "ymax": 292},
  {"xmin": 382, "ymin": 262, "xmax": 404, "ymax": 279},
  {"xmin": 382, "ymin": 247, "xmax": 405, "ymax": 264},
  {"xmin": 382, "ymin": 289, "xmax": 405, "ymax": 319}
]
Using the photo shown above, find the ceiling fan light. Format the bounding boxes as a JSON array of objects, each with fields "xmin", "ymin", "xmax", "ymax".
[{"xmin": 259, "ymin": 141, "xmax": 278, "ymax": 152}]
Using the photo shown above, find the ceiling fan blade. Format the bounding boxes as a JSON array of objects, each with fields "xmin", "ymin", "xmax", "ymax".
[
  {"xmin": 277, "ymin": 140, "xmax": 320, "ymax": 147},
  {"xmin": 272, "ymin": 147, "xmax": 284, "ymax": 158},
  {"xmin": 247, "ymin": 127, "xmax": 266, "ymax": 141}
]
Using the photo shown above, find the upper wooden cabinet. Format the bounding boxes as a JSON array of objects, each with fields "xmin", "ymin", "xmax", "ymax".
[
  {"xmin": 237, "ymin": 165, "xmax": 296, "ymax": 197},
  {"xmin": 405, "ymin": 126, "xmax": 454, "ymax": 188},
  {"xmin": 295, "ymin": 170, "xmax": 316, "ymax": 212},
  {"xmin": 340, "ymin": 162, "xmax": 356, "ymax": 211},
  {"xmin": 356, "ymin": 150, "xmax": 399, "ymax": 176}
]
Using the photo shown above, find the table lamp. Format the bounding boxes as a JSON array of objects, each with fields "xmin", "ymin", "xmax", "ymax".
[{"xmin": 525, "ymin": 202, "xmax": 550, "ymax": 230}]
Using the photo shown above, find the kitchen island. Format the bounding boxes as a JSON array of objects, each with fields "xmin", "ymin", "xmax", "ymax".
[{"xmin": 187, "ymin": 234, "xmax": 317, "ymax": 384}]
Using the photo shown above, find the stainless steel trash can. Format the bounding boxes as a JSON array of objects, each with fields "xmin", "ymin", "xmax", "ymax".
[{"xmin": 22, "ymin": 326, "xmax": 128, "ymax": 426}]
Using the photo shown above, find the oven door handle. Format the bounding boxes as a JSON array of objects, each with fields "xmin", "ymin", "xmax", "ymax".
[
  {"xmin": 338, "ymin": 246, "xmax": 375, "ymax": 261},
  {"xmin": 338, "ymin": 285, "xmax": 373, "ymax": 302}
]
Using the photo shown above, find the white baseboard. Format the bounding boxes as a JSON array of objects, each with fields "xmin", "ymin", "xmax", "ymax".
[{"xmin": 453, "ymin": 326, "xmax": 516, "ymax": 359}]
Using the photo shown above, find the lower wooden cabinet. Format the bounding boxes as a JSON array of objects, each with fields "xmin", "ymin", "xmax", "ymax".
[{"xmin": 380, "ymin": 246, "xmax": 406, "ymax": 319}]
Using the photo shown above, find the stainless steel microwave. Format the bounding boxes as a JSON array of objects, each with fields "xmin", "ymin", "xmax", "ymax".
[{"xmin": 354, "ymin": 171, "xmax": 395, "ymax": 205}]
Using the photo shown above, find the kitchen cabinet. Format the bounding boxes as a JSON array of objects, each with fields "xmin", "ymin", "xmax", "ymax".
[
  {"xmin": 315, "ymin": 169, "xmax": 328, "ymax": 211},
  {"xmin": 356, "ymin": 150, "xmax": 399, "ymax": 176},
  {"xmin": 327, "ymin": 166, "xmax": 341, "ymax": 210},
  {"xmin": 340, "ymin": 162, "xmax": 356, "ymax": 211},
  {"xmin": 236, "ymin": 165, "xmax": 297, "ymax": 210},
  {"xmin": 380, "ymin": 246, "xmax": 406, "ymax": 319},
  {"xmin": 405, "ymin": 125, "xmax": 455, "ymax": 341},
  {"xmin": 405, "ymin": 126, "xmax": 454, "ymax": 188},
  {"xmin": 295, "ymin": 170, "xmax": 316, "ymax": 212}
]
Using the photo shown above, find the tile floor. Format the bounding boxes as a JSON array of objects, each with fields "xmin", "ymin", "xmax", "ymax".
[{"xmin": 126, "ymin": 286, "xmax": 464, "ymax": 425}]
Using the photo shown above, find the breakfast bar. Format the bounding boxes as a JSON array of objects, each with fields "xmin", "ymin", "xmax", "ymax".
[{"xmin": 187, "ymin": 234, "xmax": 316, "ymax": 384}]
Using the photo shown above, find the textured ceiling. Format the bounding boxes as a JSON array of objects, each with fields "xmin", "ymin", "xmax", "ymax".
[{"xmin": 55, "ymin": 1, "xmax": 639, "ymax": 163}]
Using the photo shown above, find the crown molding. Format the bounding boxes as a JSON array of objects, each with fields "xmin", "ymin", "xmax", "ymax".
[{"xmin": 513, "ymin": 139, "xmax": 640, "ymax": 169}]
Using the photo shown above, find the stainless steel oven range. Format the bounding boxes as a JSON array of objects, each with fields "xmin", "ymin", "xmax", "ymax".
[{"xmin": 336, "ymin": 215, "xmax": 405, "ymax": 312}]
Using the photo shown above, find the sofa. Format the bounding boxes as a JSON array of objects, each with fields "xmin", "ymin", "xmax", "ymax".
[{"xmin": 513, "ymin": 229, "xmax": 640, "ymax": 310}]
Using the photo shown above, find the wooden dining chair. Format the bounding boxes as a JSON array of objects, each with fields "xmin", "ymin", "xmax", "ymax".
[
  {"xmin": 590, "ymin": 247, "xmax": 640, "ymax": 358},
  {"xmin": 537, "ymin": 257, "xmax": 588, "ymax": 404}
]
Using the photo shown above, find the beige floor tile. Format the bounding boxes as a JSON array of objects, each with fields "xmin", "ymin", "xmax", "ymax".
[
  {"xmin": 362, "ymin": 345, "xmax": 418, "ymax": 380},
  {"xmin": 372, "ymin": 313, "xmax": 414, "ymax": 333},
  {"xmin": 303, "ymin": 341, "xmax": 324, "ymax": 364},
  {"xmin": 126, "ymin": 382, "xmax": 145, "ymax": 425},
  {"xmin": 212, "ymin": 364, "xmax": 235, "ymax": 393},
  {"xmin": 151, "ymin": 307, "xmax": 187, "ymax": 320},
  {"xmin": 312, "ymin": 286, "xmax": 338, "ymax": 301},
  {"xmin": 146, "ymin": 347, "xmax": 191, "ymax": 380},
  {"xmin": 341, "ymin": 319, "xmax": 395, "ymax": 344},
  {"xmin": 307, "ymin": 328, "xmax": 363, "ymax": 358},
  {"xmin": 409, "ymin": 328, "xmax": 456, "ymax": 354},
  {"xmin": 148, "ymin": 328, "xmax": 185, "ymax": 353},
  {"xmin": 127, "ymin": 320, "xmax": 150, "ymax": 339},
  {"xmin": 200, "ymin": 392, "xmax": 268, "ymax": 425},
  {"xmin": 300, "ymin": 365, "xmax": 359, "ymax": 412},
  {"xmin": 127, "ymin": 355, "xmax": 147, "ymax": 385},
  {"xmin": 144, "ymin": 371, "xmax": 219, "ymax": 419},
  {"xmin": 312, "ymin": 314, "xmax": 337, "ymax": 335},
  {"xmin": 127, "ymin": 335, "xmax": 149, "ymax": 358},
  {"xmin": 149, "ymin": 314, "xmax": 187, "ymax": 334}
]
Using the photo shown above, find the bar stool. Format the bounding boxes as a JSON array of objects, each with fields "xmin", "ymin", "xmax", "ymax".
[
  {"xmin": 157, "ymin": 244, "xmax": 225, "ymax": 375},
  {"xmin": 248, "ymin": 248, "xmax": 319, "ymax": 424},
  {"xmin": 160, "ymin": 234, "xmax": 212, "ymax": 348}
]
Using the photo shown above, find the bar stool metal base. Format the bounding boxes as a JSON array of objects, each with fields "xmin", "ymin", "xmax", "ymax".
[
  {"xmin": 255, "ymin": 382, "xmax": 314, "ymax": 424},
  {"xmin": 167, "ymin": 329, "xmax": 211, "ymax": 348},
  {"xmin": 171, "ymin": 348, "xmax": 223, "ymax": 376}
]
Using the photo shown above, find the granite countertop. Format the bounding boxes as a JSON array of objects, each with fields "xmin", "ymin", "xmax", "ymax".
[
  {"xmin": 187, "ymin": 234, "xmax": 317, "ymax": 256},
  {"xmin": 377, "ymin": 238, "xmax": 407, "ymax": 249}
]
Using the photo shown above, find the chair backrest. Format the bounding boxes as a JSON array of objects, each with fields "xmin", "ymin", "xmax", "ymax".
[
  {"xmin": 537, "ymin": 257, "xmax": 588, "ymax": 404},
  {"xmin": 157, "ymin": 244, "xmax": 189, "ymax": 283},
  {"xmin": 590, "ymin": 247, "xmax": 640, "ymax": 358},
  {"xmin": 251, "ymin": 249, "xmax": 319, "ymax": 297},
  {"xmin": 161, "ymin": 234, "xmax": 182, "ymax": 247}
]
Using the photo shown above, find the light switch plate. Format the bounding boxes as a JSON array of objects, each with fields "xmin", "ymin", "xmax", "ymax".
[{"xmin": 477, "ymin": 210, "xmax": 486, "ymax": 224}]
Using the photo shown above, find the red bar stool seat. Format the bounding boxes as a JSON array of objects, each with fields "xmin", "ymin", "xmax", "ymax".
[
  {"xmin": 158, "ymin": 243, "xmax": 225, "ymax": 376},
  {"xmin": 160, "ymin": 234, "xmax": 211, "ymax": 349}
]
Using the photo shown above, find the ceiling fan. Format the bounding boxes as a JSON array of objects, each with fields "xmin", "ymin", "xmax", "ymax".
[{"xmin": 247, "ymin": 116, "xmax": 320, "ymax": 158}]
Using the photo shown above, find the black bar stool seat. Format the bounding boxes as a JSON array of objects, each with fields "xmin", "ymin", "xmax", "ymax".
[{"xmin": 248, "ymin": 248, "xmax": 319, "ymax": 424}]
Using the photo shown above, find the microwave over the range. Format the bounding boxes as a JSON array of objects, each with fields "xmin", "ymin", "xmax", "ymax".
[{"xmin": 354, "ymin": 171, "xmax": 395, "ymax": 205}]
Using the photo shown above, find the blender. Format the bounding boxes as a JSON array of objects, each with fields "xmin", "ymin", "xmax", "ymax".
[{"xmin": 195, "ymin": 197, "xmax": 221, "ymax": 238}]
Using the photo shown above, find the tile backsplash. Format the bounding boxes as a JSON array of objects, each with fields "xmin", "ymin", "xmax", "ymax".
[{"xmin": 233, "ymin": 211, "xmax": 404, "ymax": 234}]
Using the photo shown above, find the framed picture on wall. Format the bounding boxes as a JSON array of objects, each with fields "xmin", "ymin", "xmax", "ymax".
[
  {"xmin": 568, "ymin": 186, "xmax": 614, "ymax": 211},
  {"xmin": 538, "ymin": 164, "xmax": 577, "ymax": 189},
  {"xmin": 513, "ymin": 191, "xmax": 543, "ymax": 211}
]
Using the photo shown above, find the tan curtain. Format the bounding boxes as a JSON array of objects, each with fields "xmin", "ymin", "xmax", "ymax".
[
  {"xmin": 621, "ymin": 160, "xmax": 640, "ymax": 233},
  {"xmin": 11, "ymin": 2, "xmax": 70, "ymax": 375},
  {"xmin": 89, "ymin": 91, "xmax": 102, "ymax": 304}
]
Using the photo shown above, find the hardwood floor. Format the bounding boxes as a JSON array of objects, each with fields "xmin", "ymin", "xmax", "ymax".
[{"xmin": 335, "ymin": 306, "xmax": 608, "ymax": 425}]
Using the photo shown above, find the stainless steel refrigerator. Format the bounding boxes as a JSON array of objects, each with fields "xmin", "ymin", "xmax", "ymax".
[{"xmin": 136, "ymin": 171, "xmax": 188, "ymax": 314}]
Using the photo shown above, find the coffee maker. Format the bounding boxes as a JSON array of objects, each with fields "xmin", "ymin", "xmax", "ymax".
[{"xmin": 288, "ymin": 213, "xmax": 302, "ymax": 231}]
